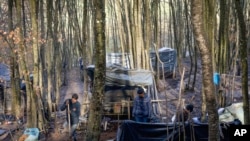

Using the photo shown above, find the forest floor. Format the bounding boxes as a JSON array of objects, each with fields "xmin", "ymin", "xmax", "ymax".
[{"xmin": 1, "ymin": 55, "xmax": 250, "ymax": 141}]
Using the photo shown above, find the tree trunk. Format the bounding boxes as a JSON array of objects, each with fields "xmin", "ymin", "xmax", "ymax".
[
  {"xmin": 30, "ymin": 0, "xmax": 46, "ymax": 130},
  {"xmin": 46, "ymin": 0, "xmax": 54, "ymax": 120},
  {"xmin": 8, "ymin": 0, "xmax": 22, "ymax": 119},
  {"xmin": 143, "ymin": 0, "xmax": 151, "ymax": 70},
  {"xmin": 85, "ymin": 0, "xmax": 106, "ymax": 140},
  {"xmin": 81, "ymin": 0, "xmax": 90, "ymax": 116},
  {"xmin": 235, "ymin": 0, "xmax": 250, "ymax": 124},
  {"xmin": 218, "ymin": 0, "xmax": 230, "ymax": 74},
  {"xmin": 123, "ymin": 0, "xmax": 134, "ymax": 69},
  {"xmin": 191, "ymin": 0, "xmax": 219, "ymax": 140},
  {"xmin": 132, "ymin": 0, "xmax": 144, "ymax": 69}
]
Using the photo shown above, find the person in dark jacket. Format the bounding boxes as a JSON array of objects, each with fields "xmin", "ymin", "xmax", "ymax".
[
  {"xmin": 171, "ymin": 104, "xmax": 194, "ymax": 122},
  {"xmin": 132, "ymin": 87, "xmax": 152, "ymax": 122},
  {"xmin": 60, "ymin": 93, "xmax": 81, "ymax": 141},
  {"xmin": 0, "ymin": 80, "xmax": 4, "ymax": 108}
]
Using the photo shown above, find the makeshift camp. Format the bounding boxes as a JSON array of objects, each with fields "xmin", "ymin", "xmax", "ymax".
[{"xmin": 86, "ymin": 65, "xmax": 161, "ymax": 119}]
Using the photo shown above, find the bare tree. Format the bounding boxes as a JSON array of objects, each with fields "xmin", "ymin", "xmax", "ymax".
[
  {"xmin": 191, "ymin": 0, "xmax": 219, "ymax": 140},
  {"xmin": 8, "ymin": 0, "xmax": 22, "ymax": 119},
  {"xmin": 85, "ymin": 0, "xmax": 106, "ymax": 140},
  {"xmin": 235, "ymin": 0, "xmax": 250, "ymax": 124},
  {"xmin": 16, "ymin": 0, "xmax": 35, "ymax": 127}
]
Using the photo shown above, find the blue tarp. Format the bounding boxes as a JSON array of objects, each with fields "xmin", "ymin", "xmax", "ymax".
[
  {"xmin": 0, "ymin": 63, "xmax": 10, "ymax": 81},
  {"xmin": 23, "ymin": 128, "xmax": 39, "ymax": 141}
]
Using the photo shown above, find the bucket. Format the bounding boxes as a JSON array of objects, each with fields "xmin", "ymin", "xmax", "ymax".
[{"xmin": 114, "ymin": 103, "xmax": 121, "ymax": 114}]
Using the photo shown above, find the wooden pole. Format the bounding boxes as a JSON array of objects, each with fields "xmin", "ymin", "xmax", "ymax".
[
  {"xmin": 67, "ymin": 103, "xmax": 71, "ymax": 135},
  {"xmin": 127, "ymin": 99, "xmax": 130, "ymax": 120}
]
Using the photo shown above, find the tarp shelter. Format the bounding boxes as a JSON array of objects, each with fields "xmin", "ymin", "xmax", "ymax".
[
  {"xmin": 86, "ymin": 65, "xmax": 153, "ymax": 87},
  {"xmin": 86, "ymin": 65, "xmax": 160, "ymax": 119},
  {"xmin": 106, "ymin": 53, "xmax": 131, "ymax": 69},
  {"xmin": 0, "ymin": 63, "xmax": 11, "ymax": 111},
  {"xmin": 116, "ymin": 120, "xmax": 239, "ymax": 141},
  {"xmin": 150, "ymin": 47, "xmax": 177, "ymax": 76}
]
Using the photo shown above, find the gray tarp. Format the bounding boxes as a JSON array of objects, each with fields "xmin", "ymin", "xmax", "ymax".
[
  {"xmin": 87, "ymin": 65, "xmax": 153, "ymax": 86},
  {"xmin": 105, "ymin": 69, "xmax": 153, "ymax": 86},
  {"xmin": 150, "ymin": 47, "xmax": 176, "ymax": 75}
]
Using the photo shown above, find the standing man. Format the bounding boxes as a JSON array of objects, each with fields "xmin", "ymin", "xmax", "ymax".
[
  {"xmin": 61, "ymin": 93, "xmax": 81, "ymax": 141},
  {"xmin": 132, "ymin": 87, "xmax": 152, "ymax": 122}
]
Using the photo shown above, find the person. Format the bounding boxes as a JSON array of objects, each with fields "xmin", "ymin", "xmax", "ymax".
[
  {"xmin": 79, "ymin": 57, "xmax": 83, "ymax": 70},
  {"xmin": 60, "ymin": 93, "xmax": 81, "ymax": 141},
  {"xmin": 132, "ymin": 87, "xmax": 152, "ymax": 123},
  {"xmin": 20, "ymin": 79, "xmax": 28, "ymax": 113},
  {"xmin": 172, "ymin": 104, "xmax": 194, "ymax": 123},
  {"xmin": 0, "ymin": 80, "xmax": 4, "ymax": 108}
]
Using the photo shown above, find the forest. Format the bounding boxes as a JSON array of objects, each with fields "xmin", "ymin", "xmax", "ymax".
[{"xmin": 0, "ymin": 0, "xmax": 249, "ymax": 141}]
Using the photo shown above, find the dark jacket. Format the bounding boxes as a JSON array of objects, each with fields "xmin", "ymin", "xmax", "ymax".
[
  {"xmin": 132, "ymin": 94, "xmax": 152, "ymax": 118},
  {"xmin": 60, "ymin": 99, "xmax": 81, "ymax": 125}
]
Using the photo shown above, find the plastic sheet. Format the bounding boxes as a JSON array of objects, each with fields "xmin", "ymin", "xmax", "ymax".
[
  {"xmin": 24, "ymin": 128, "xmax": 39, "ymax": 141},
  {"xmin": 116, "ymin": 120, "xmax": 238, "ymax": 141},
  {"xmin": 87, "ymin": 65, "xmax": 153, "ymax": 86}
]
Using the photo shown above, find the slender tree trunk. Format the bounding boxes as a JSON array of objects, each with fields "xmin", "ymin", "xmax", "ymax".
[
  {"xmin": 16, "ymin": 0, "xmax": 35, "ymax": 127},
  {"xmin": 143, "ymin": 0, "xmax": 151, "ymax": 70},
  {"xmin": 8, "ymin": 0, "xmax": 22, "ymax": 119},
  {"xmin": 81, "ymin": 0, "xmax": 90, "ymax": 116},
  {"xmin": 30, "ymin": 0, "xmax": 46, "ymax": 129},
  {"xmin": 235, "ymin": 0, "xmax": 250, "ymax": 124},
  {"xmin": 170, "ymin": 0, "xmax": 184, "ymax": 75},
  {"xmin": 85, "ymin": 0, "xmax": 105, "ymax": 140},
  {"xmin": 133, "ymin": 0, "xmax": 144, "ymax": 69},
  {"xmin": 46, "ymin": 0, "xmax": 54, "ymax": 120},
  {"xmin": 191, "ymin": 0, "xmax": 219, "ymax": 140},
  {"xmin": 123, "ymin": 0, "xmax": 134, "ymax": 69},
  {"xmin": 218, "ymin": 0, "xmax": 230, "ymax": 74}
]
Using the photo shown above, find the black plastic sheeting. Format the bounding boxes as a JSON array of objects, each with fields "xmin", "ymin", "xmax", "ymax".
[{"xmin": 116, "ymin": 120, "xmax": 239, "ymax": 141}]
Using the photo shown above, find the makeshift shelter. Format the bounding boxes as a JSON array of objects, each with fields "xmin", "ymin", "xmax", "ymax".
[
  {"xmin": 106, "ymin": 47, "xmax": 177, "ymax": 75},
  {"xmin": 106, "ymin": 53, "xmax": 131, "ymax": 69},
  {"xmin": 150, "ymin": 47, "xmax": 177, "ymax": 76},
  {"xmin": 86, "ymin": 65, "xmax": 161, "ymax": 119},
  {"xmin": 0, "ymin": 63, "xmax": 11, "ymax": 112}
]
